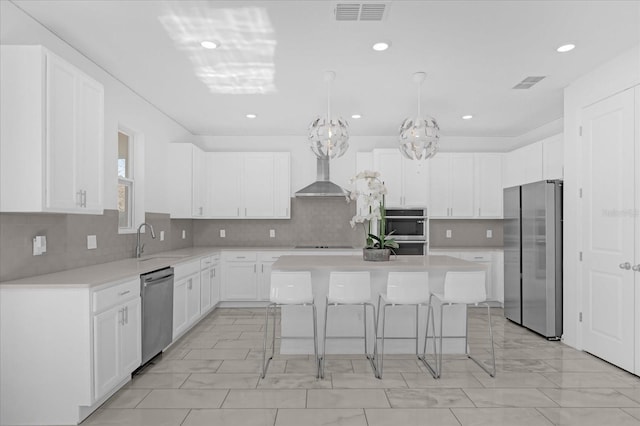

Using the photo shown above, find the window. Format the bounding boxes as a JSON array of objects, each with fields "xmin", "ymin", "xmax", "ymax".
[{"xmin": 118, "ymin": 131, "xmax": 134, "ymax": 231}]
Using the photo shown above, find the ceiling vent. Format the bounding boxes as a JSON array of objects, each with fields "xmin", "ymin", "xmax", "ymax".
[
  {"xmin": 335, "ymin": 3, "xmax": 388, "ymax": 21},
  {"xmin": 512, "ymin": 76, "xmax": 546, "ymax": 90}
]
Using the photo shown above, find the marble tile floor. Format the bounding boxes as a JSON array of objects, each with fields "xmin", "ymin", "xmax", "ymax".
[{"xmin": 82, "ymin": 307, "xmax": 640, "ymax": 426}]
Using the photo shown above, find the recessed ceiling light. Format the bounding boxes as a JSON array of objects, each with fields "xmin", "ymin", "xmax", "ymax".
[
  {"xmin": 246, "ymin": 113, "xmax": 257, "ymax": 119},
  {"xmin": 351, "ymin": 114, "xmax": 362, "ymax": 119},
  {"xmin": 556, "ymin": 43, "xmax": 575, "ymax": 53},
  {"xmin": 462, "ymin": 115, "xmax": 473, "ymax": 120},
  {"xmin": 201, "ymin": 40, "xmax": 220, "ymax": 49},
  {"xmin": 372, "ymin": 42, "xmax": 390, "ymax": 51}
]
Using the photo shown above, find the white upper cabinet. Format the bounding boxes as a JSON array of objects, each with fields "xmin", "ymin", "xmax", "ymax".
[
  {"xmin": 475, "ymin": 154, "xmax": 503, "ymax": 218},
  {"xmin": 429, "ymin": 154, "xmax": 475, "ymax": 218},
  {"xmin": 542, "ymin": 134, "xmax": 564, "ymax": 180},
  {"xmin": 167, "ymin": 143, "xmax": 194, "ymax": 218},
  {"xmin": 502, "ymin": 135, "xmax": 564, "ymax": 188},
  {"xmin": 191, "ymin": 145, "xmax": 209, "ymax": 217},
  {"xmin": 209, "ymin": 152, "xmax": 290, "ymax": 219},
  {"xmin": 373, "ymin": 149, "xmax": 428, "ymax": 208},
  {"xmin": 0, "ymin": 45, "xmax": 104, "ymax": 214}
]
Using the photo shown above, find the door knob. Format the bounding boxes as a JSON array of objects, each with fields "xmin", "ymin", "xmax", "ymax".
[
  {"xmin": 619, "ymin": 262, "xmax": 631, "ymax": 270},
  {"xmin": 632, "ymin": 264, "xmax": 640, "ymax": 272}
]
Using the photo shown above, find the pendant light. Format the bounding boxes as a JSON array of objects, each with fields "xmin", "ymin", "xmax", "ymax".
[
  {"xmin": 398, "ymin": 72, "xmax": 440, "ymax": 160},
  {"xmin": 307, "ymin": 71, "xmax": 349, "ymax": 160}
]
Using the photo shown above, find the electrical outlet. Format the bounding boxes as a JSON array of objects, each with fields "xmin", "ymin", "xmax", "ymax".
[
  {"xmin": 32, "ymin": 235, "xmax": 47, "ymax": 256},
  {"xmin": 269, "ymin": 229, "xmax": 276, "ymax": 238},
  {"xmin": 87, "ymin": 235, "xmax": 97, "ymax": 250},
  {"xmin": 486, "ymin": 229, "xmax": 493, "ymax": 238},
  {"xmin": 160, "ymin": 230, "xmax": 165, "ymax": 241},
  {"xmin": 220, "ymin": 229, "xmax": 226, "ymax": 238},
  {"xmin": 182, "ymin": 230, "xmax": 186, "ymax": 239},
  {"xmin": 446, "ymin": 229, "xmax": 452, "ymax": 239}
]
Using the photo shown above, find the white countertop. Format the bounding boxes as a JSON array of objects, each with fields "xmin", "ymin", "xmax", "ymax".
[
  {"xmin": 0, "ymin": 246, "xmax": 359, "ymax": 288},
  {"xmin": 273, "ymin": 254, "xmax": 485, "ymax": 272}
]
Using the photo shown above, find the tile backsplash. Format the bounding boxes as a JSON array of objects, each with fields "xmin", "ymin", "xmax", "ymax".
[
  {"xmin": 429, "ymin": 219, "xmax": 504, "ymax": 248},
  {"xmin": 0, "ymin": 210, "xmax": 192, "ymax": 282},
  {"xmin": 193, "ymin": 197, "xmax": 363, "ymax": 248}
]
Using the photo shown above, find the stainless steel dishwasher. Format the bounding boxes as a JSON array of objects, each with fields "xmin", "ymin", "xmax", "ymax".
[{"xmin": 140, "ymin": 267, "xmax": 174, "ymax": 365}]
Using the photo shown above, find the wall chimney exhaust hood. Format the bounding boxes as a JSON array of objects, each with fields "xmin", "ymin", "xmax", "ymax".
[{"xmin": 295, "ymin": 157, "xmax": 349, "ymax": 197}]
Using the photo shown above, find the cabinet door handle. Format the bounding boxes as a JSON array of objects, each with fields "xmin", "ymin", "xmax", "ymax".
[
  {"xmin": 119, "ymin": 308, "xmax": 125, "ymax": 326},
  {"xmin": 76, "ymin": 191, "xmax": 83, "ymax": 207},
  {"xmin": 188, "ymin": 279, "xmax": 192, "ymax": 290},
  {"xmin": 237, "ymin": 207, "xmax": 240, "ymax": 216},
  {"xmin": 254, "ymin": 264, "xmax": 256, "ymax": 273},
  {"xmin": 83, "ymin": 190, "xmax": 87, "ymax": 207},
  {"xmin": 261, "ymin": 264, "xmax": 264, "ymax": 273},
  {"xmin": 619, "ymin": 262, "xmax": 631, "ymax": 270},
  {"xmin": 118, "ymin": 290, "xmax": 130, "ymax": 296},
  {"xmin": 213, "ymin": 268, "xmax": 216, "ymax": 277},
  {"xmin": 124, "ymin": 306, "xmax": 128, "ymax": 324}
]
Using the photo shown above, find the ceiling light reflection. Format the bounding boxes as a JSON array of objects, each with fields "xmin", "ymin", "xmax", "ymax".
[{"xmin": 160, "ymin": 4, "xmax": 277, "ymax": 94}]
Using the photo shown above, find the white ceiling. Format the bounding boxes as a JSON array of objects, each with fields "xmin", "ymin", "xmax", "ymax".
[{"xmin": 10, "ymin": 0, "xmax": 640, "ymax": 141}]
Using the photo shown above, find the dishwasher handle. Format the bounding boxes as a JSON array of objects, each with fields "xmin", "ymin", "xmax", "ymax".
[{"xmin": 143, "ymin": 274, "xmax": 174, "ymax": 286}]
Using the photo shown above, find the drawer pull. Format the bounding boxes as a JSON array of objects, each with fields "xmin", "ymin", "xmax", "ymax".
[{"xmin": 118, "ymin": 290, "xmax": 131, "ymax": 296}]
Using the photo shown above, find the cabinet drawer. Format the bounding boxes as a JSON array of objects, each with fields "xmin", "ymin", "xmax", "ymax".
[
  {"xmin": 200, "ymin": 256, "xmax": 214, "ymax": 269},
  {"xmin": 223, "ymin": 252, "xmax": 257, "ymax": 261},
  {"xmin": 259, "ymin": 253, "xmax": 282, "ymax": 262},
  {"xmin": 93, "ymin": 278, "xmax": 139, "ymax": 313},
  {"xmin": 458, "ymin": 252, "xmax": 492, "ymax": 262}
]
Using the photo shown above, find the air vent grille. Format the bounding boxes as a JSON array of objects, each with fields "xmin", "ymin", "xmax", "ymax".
[
  {"xmin": 513, "ymin": 76, "xmax": 546, "ymax": 90},
  {"xmin": 335, "ymin": 3, "xmax": 387, "ymax": 21}
]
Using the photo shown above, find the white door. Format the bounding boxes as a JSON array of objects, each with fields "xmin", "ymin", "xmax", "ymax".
[
  {"xmin": 186, "ymin": 275, "xmax": 201, "ymax": 325},
  {"xmin": 581, "ymin": 88, "xmax": 636, "ymax": 372},
  {"xmin": 75, "ymin": 75, "xmax": 103, "ymax": 212},
  {"xmin": 200, "ymin": 268, "xmax": 212, "ymax": 313},
  {"xmin": 223, "ymin": 262, "xmax": 258, "ymax": 300},
  {"xmin": 120, "ymin": 298, "xmax": 141, "ymax": 376},
  {"xmin": 373, "ymin": 150, "xmax": 403, "ymax": 207},
  {"xmin": 172, "ymin": 278, "xmax": 188, "ymax": 338},
  {"xmin": 475, "ymin": 155, "xmax": 503, "ymax": 218},
  {"xmin": 450, "ymin": 155, "xmax": 475, "ymax": 217},
  {"xmin": 46, "ymin": 54, "xmax": 77, "ymax": 211},
  {"xmin": 402, "ymin": 158, "xmax": 429, "ymax": 207},
  {"xmin": 428, "ymin": 155, "xmax": 451, "ymax": 217},
  {"xmin": 209, "ymin": 153, "xmax": 242, "ymax": 217},
  {"xmin": 244, "ymin": 153, "xmax": 275, "ymax": 218},
  {"xmin": 93, "ymin": 306, "xmax": 120, "ymax": 401}
]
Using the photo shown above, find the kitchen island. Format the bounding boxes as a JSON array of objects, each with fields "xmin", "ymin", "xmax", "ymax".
[{"xmin": 272, "ymin": 254, "xmax": 487, "ymax": 354}]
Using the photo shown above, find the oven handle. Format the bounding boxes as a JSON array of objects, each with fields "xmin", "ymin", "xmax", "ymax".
[
  {"xmin": 385, "ymin": 216, "xmax": 427, "ymax": 220},
  {"xmin": 396, "ymin": 240, "xmax": 428, "ymax": 244}
]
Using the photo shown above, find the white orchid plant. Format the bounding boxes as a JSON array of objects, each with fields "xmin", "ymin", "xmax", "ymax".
[{"xmin": 348, "ymin": 170, "xmax": 399, "ymax": 251}]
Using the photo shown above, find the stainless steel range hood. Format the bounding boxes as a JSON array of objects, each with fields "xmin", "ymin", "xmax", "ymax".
[{"xmin": 295, "ymin": 157, "xmax": 349, "ymax": 197}]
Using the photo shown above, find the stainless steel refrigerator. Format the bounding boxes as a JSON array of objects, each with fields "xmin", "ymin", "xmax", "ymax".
[{"xmin": 503, "ymin": 180, "xmax": 563, "ymax": 339}]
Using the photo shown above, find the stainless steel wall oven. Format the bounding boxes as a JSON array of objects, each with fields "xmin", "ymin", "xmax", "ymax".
[{"xmin": 385, "ymin": 208, "xmax": 428, "ymax": 255}]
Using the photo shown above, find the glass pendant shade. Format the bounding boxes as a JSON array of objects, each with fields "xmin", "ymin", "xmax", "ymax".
[
  {"xmin": 398, "ymin": 72, "xmax": 440, "ymax": 161},
  {"xmin": 307, "ymin": 71, "xmax": 349, "ymax": 160}
]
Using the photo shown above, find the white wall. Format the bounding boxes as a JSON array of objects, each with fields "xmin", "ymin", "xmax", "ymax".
[
  {"xmin": 0, "ymin": 2, "xmax": 194, "ymax": 215},
  {"xmin": 563, "ymin": 45, "xmax": 640, "ymax": 348}
]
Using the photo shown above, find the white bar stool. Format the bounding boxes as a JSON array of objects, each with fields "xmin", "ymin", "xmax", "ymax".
[
  {"xmin": 321, "ymin": 271, "xmax": 378, "ymax": 379},
  {"xmin": 262, "ymin": 271, "xmax": 319, "ymax": 379},
  {"xmin": 428, "ymin": 270, "xmax": 496, "ymax": 378},
  {"xmin": 377, "ymin": 271, "xmax": 437, "ymax": 379}
]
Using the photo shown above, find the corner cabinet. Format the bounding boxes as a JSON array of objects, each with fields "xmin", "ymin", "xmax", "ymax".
[
  {"xmin": 210, "ymin": 152, "xmax": 291, "ymax": 219},
  {"xmin": 0, "ymin": 45, "xmax": 104, "ymax": 214}
]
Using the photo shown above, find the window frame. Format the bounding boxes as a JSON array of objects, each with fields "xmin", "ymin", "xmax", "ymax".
[{"xmin": 117, "ymin": 128, "xmax": 140, "ymax": 234}]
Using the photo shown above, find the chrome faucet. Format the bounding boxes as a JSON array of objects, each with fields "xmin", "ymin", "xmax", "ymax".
[{"xmin": 135, "ymin": 222, "xmax": 156, "ymax": 258}]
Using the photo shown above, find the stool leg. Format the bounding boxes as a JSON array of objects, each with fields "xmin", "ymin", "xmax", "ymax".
[
  {"xmin": 418, "ymin": 299, "xmax": 438, "ymax": 379},
  {"xmin": 467, "ymin": 303, "xmax": 496, "ymax": 377},
  {"xmin": 364, "ymin": 303, "xmax": 379, "ymax": 378},
  {"xmin": 438, "ymin": 303, "xmax": 445, "ymax": 377},
  {"xmin": 312, "ymin": 303, "xmax": 320, "ymax": 379},
  {"xmin": 321, "ymin": 299, "xmax": 329, "ymax": 379},
  {"xmin": 262, "ymin": 303, "xmax": 276, "ymax": 379}
]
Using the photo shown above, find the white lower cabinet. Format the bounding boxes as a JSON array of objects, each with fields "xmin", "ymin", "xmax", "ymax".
[
  {"xmin": 93, "ymin": 296, "xmax": 141, "ymax": 401},
  {"xmin": 173, "ymin": 260, "xmax": 201, "ymax": 339},
  {"xmin": 200, "ymin": 254, "xmax": 221, "ymax": 314},
  {"xmin": 222, "ymin": 252, "xmax": 259, "ymax": 300},
  {"xmin": 258, "ymin": 253, "xmax": 282, "ymax": 301}
]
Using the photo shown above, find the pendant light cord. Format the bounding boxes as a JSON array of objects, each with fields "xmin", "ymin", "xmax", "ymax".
[
  {"xmin": 327, "ymin": 78, "xmax": 331, "ymax": 123},
  {"xmin": 417, "ymin": 79, "xmax": 422, "ymax": 118}
]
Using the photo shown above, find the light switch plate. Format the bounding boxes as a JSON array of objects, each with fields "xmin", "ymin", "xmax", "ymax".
[
  {"xmin": 87, "ymin": 235, "xmax": 97, "ymax": 250},
  {"xmin": 486, "ymin": 229, "xmax": 493, "ymax": 238},
  {"xmin": 160, "ymin": 231, "xmax": 165, "ymax": 241},
  {"xmin": 446, "ymin": 230, "xmax": 452, "ymax": 239},
  {"xmin": 269, "ymin": 229, "xmax": 275, "ymax": 238},
  {"xmin": 220, "ymin": 229, "xmax": 226, "ymax": 238}
]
